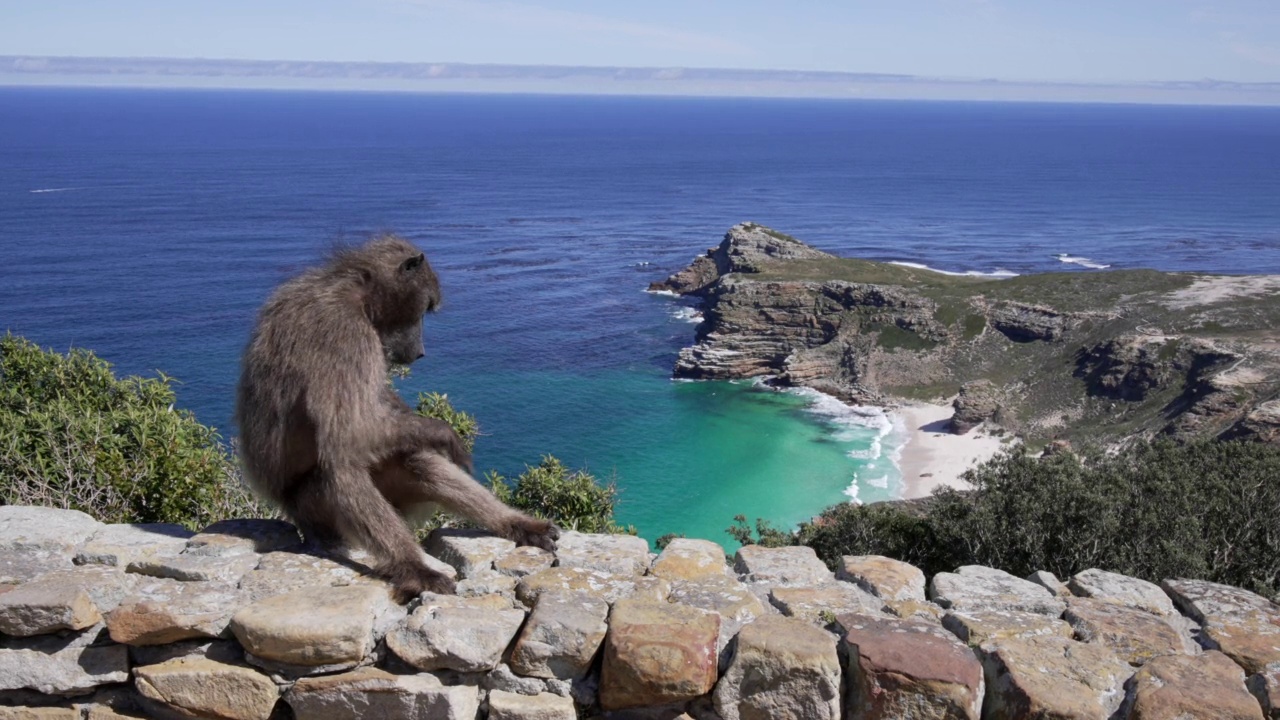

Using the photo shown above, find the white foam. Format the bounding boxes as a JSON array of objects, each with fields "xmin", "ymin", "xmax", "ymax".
[
  {"xmin": 889, "ymin": 261, "xmax": 1019, "ymax": 278},
  {"xmin": 1054, "ymin": 253, "xmax": 1111, "ymax": 270},
  {"xmin": 645, "ymin": 287, "xmax": 680, "ymax": 297},
  {"xmin": 29, "ymin": 187, "xmax": 79, "ymax": 194},
  {"xmin": 671, "ymin": 307, "xmax": 703, "ymax": 324}
]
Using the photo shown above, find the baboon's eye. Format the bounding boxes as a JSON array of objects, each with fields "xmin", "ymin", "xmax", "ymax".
[{"xmin": 401, "ymin": 254, "xmax": 425, "ymax": 273}]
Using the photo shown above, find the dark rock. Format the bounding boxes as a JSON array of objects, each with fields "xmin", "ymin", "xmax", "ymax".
[{"xmin": 951, "ymin": 380, "xmax": 1000, "ymax": 435}]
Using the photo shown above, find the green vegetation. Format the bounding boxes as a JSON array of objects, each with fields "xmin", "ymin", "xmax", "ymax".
[
  {"xmin": 414, "ymin": 392, "xmax": 480, "ymax": 452},
  {"xmin": 0, "ymin": 334, "xmax": 266, "ymax": 528},
  {"xmin": 488, "ymin": 456, "xmax": 632, "ymax": 535},
  {"xmin": 740, "ymin": 439, "xmax": 1280, "ymax": 598}
]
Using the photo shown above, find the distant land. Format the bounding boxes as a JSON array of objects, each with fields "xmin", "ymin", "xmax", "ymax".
[{"xmin": 4, "ymin": 55, "xmax": 1280, "ymax": 106}]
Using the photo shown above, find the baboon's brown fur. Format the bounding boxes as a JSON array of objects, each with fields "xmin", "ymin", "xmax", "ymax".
[{"xmin": 236, "ymin": 235, "xmax": 559, "ymax": 602}]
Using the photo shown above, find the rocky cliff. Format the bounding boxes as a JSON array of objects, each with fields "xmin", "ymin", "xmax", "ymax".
[
  {"xmin": 651, "ymin": 223, "xmax": 1280, "ymax": 445},
  {"xmin": 2, "ymin": 505, "xmax": 1278, "ymax": 719}
]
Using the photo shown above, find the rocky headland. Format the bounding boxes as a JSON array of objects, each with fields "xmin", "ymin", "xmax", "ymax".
[
  {"xmin": 650, "ymin": 223, "xmax": 1280, "ymax": 450},
  {"xmin": 2, "ymin": 505, "xmax": 1278, "ymax": 719}
]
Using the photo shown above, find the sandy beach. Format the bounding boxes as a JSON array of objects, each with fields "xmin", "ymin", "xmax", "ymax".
[{"xmin": 894, "ymin": 402, "xmax": 1011, "ymax": 499}]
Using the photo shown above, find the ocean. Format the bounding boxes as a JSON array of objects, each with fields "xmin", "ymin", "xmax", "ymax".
[{"xmin": 2, "ymin": 87, "xmax": 1278, "ymax": 544}]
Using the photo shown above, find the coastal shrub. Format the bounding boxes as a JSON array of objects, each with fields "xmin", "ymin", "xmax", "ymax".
[
  {"xmin": 414, "ymin": 391, "xmax": 480, "ymax": 452},
  {"xmin": 789, "ymin": 440, "xmax": 1280, "ymax": 596},
  {"xmin": 489, "ymin": 456, "xmax": 633, "ymax": 535},
  {"xmin": 0, "ymin": 334, "xmax": 266, "ymax": 528}
]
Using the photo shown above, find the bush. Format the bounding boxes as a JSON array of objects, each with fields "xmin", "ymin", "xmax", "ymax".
[
  {"xmin": 414, "ymin": 392, "xmax": 480, "ymax": 452},
  {"xmin": 0, "ymin": 334, "xmax": 265, "ymax": 528},
  {"xmin": 782, "ymin": 440, "xmax": 1280, "ymax": 597}
]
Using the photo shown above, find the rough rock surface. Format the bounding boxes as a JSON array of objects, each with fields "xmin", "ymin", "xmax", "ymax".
[
  {"xmin": 1121, "ymin": 651, "xmax": 1264, "ymax": 720},
  {"xmin": 286, "ymin": 667, "xmax": 479, "ymax": 720},
  {"xmin": 75, "ymin": 523, "xmax": 192, "ymax": 567},
  {"xmin": 1063, "ymin": 597, "xmax": 1197, "ymax": 666},
  {"xmin": 942, "ymin": 610, "xmax": 1073, "ymax": 646},
  {"xmin": 0, "ymin": 625, "xmax": 129, "ymax": 695},
  {"xmin": 930, "ymin": 565, "xmax": 1067, "ymax": 616},
  {"xmin": 230, "ymin": 585, "xmax": 385, "ymax": 670},
  {"xmin": 714, "ymin": 615, "xmax": 842, "ymax": 720},
  {"xmin": 734, "ymin": 545, "xmax": 833, "ymax": 586},
  {"xmin": 769, "ymin": 584, "xmax": 886, "ymax": 624},
  {"xmin": 979, "ymin": 636, "xmax": 1133, "ymax": 719},
  {"xmin": 516, "ymin": 567, "xmax": 670, "ymax": 606},
  {"xmin": 599, "ymin": 599, "xmax": 720, "ymax": 711},
  {"xmin": 387, "ymin": 605, "xmax": 526, "ymax": 673},
  {"xmin": 1162, "ymin": 578, "xmax": 1280, "ymax": 674},
  {"xmin": 133, "ymin": 657, "xmax": 278, "ymax": 720},
  {"xmin": 107, "ymin": 579, "xmax": 242, "ymax": 646},
  {"xmin": 838, "ymin": 555, "xmax": 926, "ymax": 602},
  {"xmin": 1068, "ymin": 568, "xmax": 1177, "ymax": 617},
  {"xmin": 509, "ymin": 594, "xmax": 608, "ymax": 680},
  {"xmin": 649, "ymin": 539, "xmax": 734, "ymax": 583},
  {"xmin": 487, "ymin": 689, "xmax": 577, "ymax": 720},
  {"xmin": 553, "ymin": 531, "xmax": 651, "ymax": 576},
  {"xmin": 951, "ymin": 380, "xmax": 1000, "ymax": 435},
  {"xmin": 423, "ymin": 528, "xmax": 516, "ymax": 578}
]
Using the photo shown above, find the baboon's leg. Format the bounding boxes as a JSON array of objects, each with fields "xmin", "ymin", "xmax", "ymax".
[
  {"xmin": 302, "ymin": 464, "xmax": 456, "ymax": 601},
  {"xmin": 378, "ymin": 451, "xmax": 559, "ymax": 551},
  {"xmin": 282, "ymin": 469, "xmax": 344, "ymax": 549}
]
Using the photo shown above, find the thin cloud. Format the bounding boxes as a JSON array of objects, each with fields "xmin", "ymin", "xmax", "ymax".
[{"xmin": 385, "ymin": 0, "xmax": 752, "ymax": 58}]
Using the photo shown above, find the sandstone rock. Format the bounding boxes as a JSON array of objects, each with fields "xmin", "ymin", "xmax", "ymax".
[
  {"xmin": 649, "ymin": 539, "xmax": 732, "ymax": 583},
  {"xmin": 942, "ymin": 610, "xmax": 1073, "ymax": 646},
  {"xmin": 651, "ymin": 222, "xmax": 836, "ymax": 296},
  {"xmin": 553, "ymin": 531, "xmax": 651, "ymax": 576},
  {"xmin": 713, "ymin": 615, "xmax": 841, "ymax": 720},
  {"xmin": 510, "ymin": 593, "xmax": 609, "ymax": 679},
  {"xmin": 517, "ymin": 567, "xmax": 670, "ymax": 606},
  {"xmin": 734, "ymin": 545, "xmax": 833, "ymax": 586},
  {"xmin": 930, "ymin": 565, "xmax": 1066, "ymax": 616},
  {"xmin": 285, "ymin": 667, "xmax": 479, "ymax": 720},
  {"xmin": 1068, "ymin": 569, "xmax": 1176, "ymax": 617},
  {"xmin": 495, "ymin": 546, "xmax": 555, "ymax": 578},
  {"xmin": 599, "ymin": 599, "xmax": 720, "ymax": 711},
  {"xmin": 418, "ymin": 591, "xmax": 515, "ymax": 612},
  {"xmin": 1249, "ymin": 668, "xmax": 1280, "ymax": 719},
  {"xmin": 236, "ymin": 550, "xmax": 371, "ymax": 603},
  {"xmin": 423, "ymin": 528, "xmax": 516, "ymax": 578},
  {"xmin": 0, "ymin": 709, "xmax": 79, "ymax": 719},
  {"xmin": 668, "ymin": 579, "xmax": 769, "ymax": 659},
  {"xmin": 1121, "ymin": 650, "xmax": 1263, "ymax": 720},
  {"xmin": 837, "ymin": 555, "xmax": 926, "ymax": 602},
  {"xmin": 883, "ymin": 599, "xmax": 946, "ymax": 622},
  {"xmin": 769, "ymin": 584, "xmax": 886, "ymax": 624},
  {"xmin": 0, "ymin": 549, "xmax": 74, "ymax": 585},
  {"xmin": 1064, "ymin": 597, "xmax": 1196, "ymax": 666},
  {"xmin": 184, "ymin": 519, "xmax": 301, "ymax": 557},
  {"xmin": 1025, "ymin": 570, "xmax": 1072, "ymax": 598},
  {"xmin": 1162, "ymin": 578, "xmax": 1280, "ymax": 674},
  {"xmin": 840, "ymin": 613, "xmax": 984, "ymax": 720},
  {"xmin": 0, "ymin": 506, "xmax": 102, "ymax": 554},
  {"xmin": 485, "ymin": 663, "xmax": 554, "ymax": 696},
  {"xmin": 0, "ymin": 625, "xmax": 129, "ymax": 695},
  {"xmin": 457, "ymin": 572, "xmax": 519, "ymax": 597},
  {"xmin": 127, "ymin": 639, "xmax": 243, "ymax": 667},
  {"xmin": 488, "ymin": 689, "xmax": 577, "ymax": 720},
  {"xmin": 980, "ymin": 636, "xmax": 1132, "ymax": 719},
  {"xmin": 134, "ymin": 658, "xmax": 278, "ymax": 720},
  {"xmin": 75, "ymin": 523, "xmax": 192, "ymax": 567},
  {"xmin": 0, "ymin": 573, "xmax": 104, "ymax": 636},
  {"xmin": 230, "ymin": 585, "xmax": 383, "ymax": 669},
  {"xmin": 127, "ymin": 552, "xmax": 260, "ymax": 584},
  {"xmin": 951, "ymin": 380, "xmax": 999, "ymax": 435},
  {"xmin": 386, "ymin": 605, "xmax": 525, "ymax": 672},
  {"xmin": 107, "ymin": 578, "xmax": 242, "ymax": 645}
]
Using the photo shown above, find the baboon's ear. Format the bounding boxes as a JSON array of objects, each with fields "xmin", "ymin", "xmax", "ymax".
[{"xmin": 401, "ymin": 253, "xmax": 425, "ymax": 273}]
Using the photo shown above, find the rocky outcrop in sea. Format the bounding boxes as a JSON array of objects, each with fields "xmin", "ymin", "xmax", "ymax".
[
  {"xmin": 2, "ymin": 505, "xmax": 1278, "ymax": 719},
  {"xmin": 651, "ymin": 223, "xmax": 1280, "ymax": 446}
]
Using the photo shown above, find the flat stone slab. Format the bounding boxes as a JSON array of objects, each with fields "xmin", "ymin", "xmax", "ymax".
[
  {"xmin": 668, "ymin": 578, "xmax": 769, "ymax": 658},
  {"xmin": 0, "ymin": 625, "xmax": 129, "ymax": 695},
  {"xmin": 1026, "ymin": 570, "xmax": 1072, "ymax": 598},
  {"xmin": 387, "ymin": 605, "xmax": 526, "ymax": 673},
  {"xmin": 942, "ymin": 610, "xmax": 1074, "ymax": 646},
  {"xmin": 185, "ymin": 519, "xmax": 302, "ymax": 557},
  {"xmin": 0, "ymin": 507, "xmax": 102, "ymax": 554},
  {"xmin": 134, "ymin": 657, "xmax": 278, "ymax": 720},
  {"xmin": 285, "ymin": 667, "xmax": 479, "ymax": 720},
  {"xmin": 495, "ymin": 546, "xmax": 555, "ymax": 578},
  {"xmin": 423, "ymin": 528, "xmax": 516, "ymax": 579},
  {"xmin": 0, "ymin": 708, "xmax": 81, "ymax": 719},
  {"xmin": 75, "ymin": 523, "xmax": 192, "ymax": 567},
  {"xmin": 930, "ymin": 565, "xmax": 1066, "ymax": 616},
  {"xmin": 0, "ymin": 577, "xmax": 101, "ymax": 636},
  {"xmin": 516, "ymin": 566, "xmax": 670, "ymax": 606},
  {"xmin": 714, "ymin": 615, "xmax": 841, "ymax": 720},
  {"xmin": 649, "ymin": 539, "xmax": 733, "ymax": 583},
  {"xmin": 980, "ymin": 636, "xmax": 1133, "ymax": 719},
  {"xmin": 488, "ymin": 689, "xmax": 577, "ymax": 720},
  {"xmin": 734, "ymin": 545, "xmax": 833, "ymax": 586},
  {"xmin": 1162, "ymin": 578, "xmax": 1280, "ymax": 674},
  {"xmin": 1121, "ymin": 651, "xmax": 1263, "ymax": 720},
  {"xmin": 510, "ymin": 593, "xmax": 609, "ymax": 680},
  {"xmin": 840, "ymin": 613, "xmax": 984, "ymax": 720},
  {"xmin": 599, "ymin": 599, "xmax": 720, "ymax": 711},
  {"xmin": 127, "ymin": 552, "xmax": 260, "ymax": 584},
  {"xmin": 1068, "ymin": 569, "xmax": 1176, "ymax": 617},
  {"xmin": 230, "ymin": 585, "xmax": 384, "ymax": 669},
  {"xmin": 0, "ymin": 548, "xmax": 75, "ymax": 585},
  {"xmin": 1064, "ymin": 597, "xmax": 1196, "ymax": 666},
  {"xmin": 838, "ymin": 555, "xmax": 926, "ymax": 602},
  {"xmin": 770, "ymin": 584, "xmax": 886, "ymax": 625},
  {"xmin": 553, "ymin": 531, "xmax": 651, "ymax": 576},
  {"xmin": 107, "ymin": 578, "xmax": 243, "ymax": 645}
]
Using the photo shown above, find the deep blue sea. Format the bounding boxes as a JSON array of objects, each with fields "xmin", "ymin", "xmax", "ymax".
[{"xmin": 2, "ymin": 87, "xmax": 1279, "ymax": 543}]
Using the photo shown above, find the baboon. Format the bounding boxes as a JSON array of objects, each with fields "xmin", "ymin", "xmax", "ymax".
[{"xmin": 236, "ymin": 234, "xmax": 559, "ymax": 602}]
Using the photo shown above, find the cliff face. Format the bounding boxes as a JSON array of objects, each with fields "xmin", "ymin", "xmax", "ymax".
[{"xmin": 652, "ymin": 223, "xmax": 1280, "ymax": 445}]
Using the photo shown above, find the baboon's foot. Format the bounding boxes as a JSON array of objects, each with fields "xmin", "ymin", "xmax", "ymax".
[
  {"xmin": 507, "ymin": 516, "xmax": 561, "ymax": 553},
  {"xmin": 383, "ymin": 560, "xmax": 457, "ymax": 604}
]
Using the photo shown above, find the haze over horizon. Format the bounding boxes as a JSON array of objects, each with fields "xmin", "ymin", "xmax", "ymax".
[{"xmin": 3, "ymin": 0, "xmax": 1280, "ymax": 104}]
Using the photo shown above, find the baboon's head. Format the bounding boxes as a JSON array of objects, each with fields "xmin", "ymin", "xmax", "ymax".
[{"xmin": 338, "ymin": 235, "xmax": 442, "ymax": 366}]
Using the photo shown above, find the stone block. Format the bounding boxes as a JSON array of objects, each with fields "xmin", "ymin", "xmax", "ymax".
[
  {"xmin": 285, "ymin": 667, "xmax": 479, "ymax": 720},
  {"xmin": 930, "ymin": 565, "xmax": 1066, "ymax": 616},
  {"xmin": 75, "ymin": 523, "xmax": 192, "ymax": 567},
  {"xmin": 387, "ymin": 605, "xmax": 525, "ymax": 673},
  {"xmin": 184, "ymin": 519, "xmax": 301, "ymax": 557},
  {"xmin": 488, "ymin": 689, "xmax": 577, "ymax": 720},
  {"xmin": 0, "ymin": 625, "xmax": 128, "ymax": 695},
  {"xmin": 733, "ymin": 545, "xmax": 833, "ymax": 586},
  {"xmin": 553, "ymin": 531, "xmax": 651, "ymax": 577},
  {"xmin": 714, "ymin": 615, "xmax": 841, "ymax": 720},
  {"xmin": 134, "ymin": 658, "xmax": 278, "ymax": 720},
  {"xmin": 230, "ymin": 585, "xmax": 383, "ymax": 670},
  {"xmin": 649, "ymin": 539, "xmax": 733, "ymax": 583},
  {"xmin": 979, "ymin": 636, "xmax": 1133, "ymax": 719},
  {"xmin": 1121, "ymin": 651, "xmax": 1263, "ymax": 719},
  {"xmin": 423, "ymin": 528, "xmax": 516, "ymax": 578},
  {"xmin": 600, "ymin": 599, "xmax": 720, "ymax": 710},
  {"xmin": 1068, "ymin": 569, "xmax": 1176, "ymax": 617},
  {"xmin": 838, "ymin": 555, "xmax": 926, "ymax": 602},
  {"xmin": 1064, "ymin": 597, "xmax": 1196, "ymax": 666},
  {"xmin": 107, "ymin": 578, "xmax": 242, "ymax": 645},
  {"xmin": 510, "ymin": 593, "xmax": 609, "ymax": 679},
  {"xmin": 942, "ymin": 610, "xmax": 1073, "ymax": 647}
]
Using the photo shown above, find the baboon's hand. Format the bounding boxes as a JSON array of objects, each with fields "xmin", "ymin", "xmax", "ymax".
[
  {"xmin": 416, "ymin": 418, "xmax": 474, "ymax": 474},
  {"xmin": 387, "ymin": 564, "xmax": 458, "ymax": 604},
  {"xmin": 509, "ymin": 517, "xmax": 561, "ymax": 553}
]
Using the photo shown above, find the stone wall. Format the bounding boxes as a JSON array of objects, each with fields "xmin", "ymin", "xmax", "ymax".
[{"xmin": 1, "ymin": 505, "xmax": 1277, "ymax": 719}]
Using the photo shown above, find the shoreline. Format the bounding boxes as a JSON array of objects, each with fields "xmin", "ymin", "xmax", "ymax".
[{"xmin": 891, "ymin": 401, "xmax": 1009, "ymax": 499}]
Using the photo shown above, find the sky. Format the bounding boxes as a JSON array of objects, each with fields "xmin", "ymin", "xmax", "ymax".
[{"xmin": 2, "ymin": 0, "xmax": 1279, "ymax": 84}]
